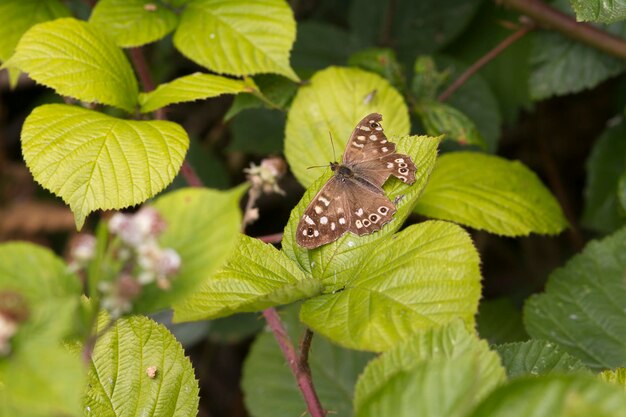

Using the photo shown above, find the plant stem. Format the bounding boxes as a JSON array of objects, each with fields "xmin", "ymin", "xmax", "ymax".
[
  {"xmin": 263, "ymin": 308, "xmax": 325, "ymax": 417},
  {"xmin": 438, "ymin": 24, "xmax": 533, "ymax": 102},
  {"xmin": 499, "ymin": 0, "xmax": 626, "ymax": 60},
  {"xmin": 257, "ymin": 232, "xmax": 284, "ymax": 244}
]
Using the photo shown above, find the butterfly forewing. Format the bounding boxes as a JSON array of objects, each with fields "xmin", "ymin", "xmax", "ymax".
[{"xmin": 343, "ymin": 113, "xmax": 396, "ymax": 165}]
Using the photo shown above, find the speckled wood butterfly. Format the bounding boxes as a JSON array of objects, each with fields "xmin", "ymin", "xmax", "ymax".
[{"xmin": 296, "ymin": 113, "xmax": 416, "ymax": 249}]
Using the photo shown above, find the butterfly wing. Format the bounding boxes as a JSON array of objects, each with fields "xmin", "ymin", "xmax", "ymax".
[
  {"xmin": 343, "ymin": 113, "xmax": 417, "ymax": 187},
  {"xmin": 296, "ymin": 177, "xmax": 351, "ymax": 249},
  {"xmin": 343, "ymin": 178, "xmax": 396, "ymax": 236}
]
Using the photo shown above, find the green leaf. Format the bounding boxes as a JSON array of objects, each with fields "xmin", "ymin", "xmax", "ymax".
[
  {"xmin": 467, "ymin": 374, "xmax": 626, "ymax": 417},
  {"xmin": 0, "ymin": 243, "xmax": 84, "ymax": 417},
  {"xmin": 89, "ymin": 0, "xmax": 178, "ymax": 47},
  {"xmin": 415, "ymin": 100, "xmax": 487, "ymax": 149},
  {"xmin": 282, "ymin": 135, "xmax": 440, "ymax": 288},
  {"xmin": 530, "ymin": 16, "xmax": 625, "ymax": 100},
  {"xmin": 435, "ymin": 55, "xmax": 503, "ymax": 153},
  {"xmin": 477, "ymin": 298, "xmax": 528, "ymax": 345},
  {"xmin": 173, "ymin": 0, "xmax": 298, "ymax": 81},
  {"xmin": 354, "ymin": 321, "xmax": 506, "ymax": 416},
  {"xmin": 571, "ymin": 0, "xmax": 626, "ymax": 23},
  {"xmin": 524, "ymin": 227, "xmax": 626, "ymax": 370},
  {"xmin": 229, "ymin": 108, "xmax": 286, "ymax": 154},
  {"xmin": 0, "ymin": 0, "xmax": 70, "ymax": 64},
  {"xmin": 225, "ymin": 74, "xmax": 297, "ymax": 120},
  {"xmin": 242, "ymin": 305, "xmax": 373, "ymax": 417},
  {"xmin": 600, "ymin": 368, "xmax": 626, "ymax": 392},
  {"xmin": 300, "ymin": 221, "xmax": 482, "ymax": 352},
  {"xmin": 348, "ymin": 0, "xmax": 483, "ymax": 63},
  {"xmin": 495, "ymin": 340, "xmax": 588, "ymax": 379},
  {"xmin": 139, "ymin": 72, "xmax": 252, "ymax": 113},
  {"xmin": 411, "ymin": 55, "xmax": 449, "ymax": 101},
  {"xmin": 0, "ymin": 242, "xmax": 80, "ymax": 302},
  {"xmin": 4, "ymin": 18, "xmax": 139, "ymax": 112},
  {"xmin": 284, "ymin": 66, "xmax": 410, "ymax": 187},
  {"xmin": 85, "ymin": 315, "xmax": 199, "ymax": 417},
  {"xmin": 348, "ymin": 48, "xmax": 406, "ymax": 90},
  {"xmin": 134, "ymin": 186, "xmax": 245, "ymax": 312},
  {"xmin": 582, "ymin": 120, "xmax": 626, "ymax": 233},
  {"xmin": 173, "ymin": 235, "xmax": 322, "ymax": 322},
  {"xmin": 415, "ymin": 152, "xmax": 568, "ymax": 236},
  {"xmin": 21, "ymin": 104, "xmax": 189, "ymax": 229}
]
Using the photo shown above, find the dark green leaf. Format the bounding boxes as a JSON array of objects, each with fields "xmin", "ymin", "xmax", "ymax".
[
  {"xmin": 411, "ymin": 55, "xmax": 450, "ymax": 101},
  {"xmin": 229, "ymin": 108, "xmax": 286, "ymax": 154},
  {"xmin": 571, "ymin": 0, "xmax": 626, "ymax": 24},
  {"xmin": 524, "ymin": 227, "xmax": 626, "ymax": 370},
  {"xmin": 348, "ymin": 48, "xmax": 406, "ymax": 90},
  {"xmin": 495, "ymin": 340, "xmax": 588, "ymax": 378},
  {"xmin": 477, "ymin": 298, "xmax": 528, "ymax": 344},
  {"xmin": 582, "ymin": 120, "xmax": 626, "ymax": 233},
  {"xmin": 415, "ymin": 100, "xmax": 487, "ymax": 149},
  {"xmin": 225, "ymin": 74, "xmax": 297, "ymax": 120}
]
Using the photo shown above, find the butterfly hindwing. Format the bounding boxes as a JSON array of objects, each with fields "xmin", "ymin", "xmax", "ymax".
[
  {"xmin": 352, "ymin": 153, "xmax": 417, "ymax": 187},
  {"xmin": 343, "ymin": 178, "xmax": 396, "ymax": 236}
]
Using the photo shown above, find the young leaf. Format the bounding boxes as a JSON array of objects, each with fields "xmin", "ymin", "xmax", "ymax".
[
  {"xmin": 524, "ymin": 226, "xmax": 626, "ymax": 370},
  {"xmin": 284, "ymin": 66, "xmax": 410, "ymax": 186},
  {"xmin": 582, "ymin": 120, "xmax": 626, "ymax": 233},
  {"xmin": 415, "ymin": 100, "xmax": 487, "ymax": 149},
  {"xmin": 282, "ymin": 135, "xmax": 440, "ymax": 289},
  {"xmin": 600, "ymin": 368, "xmax": 626, "ymax": 391},
  {"xmin": 133, "ymin": 186, "xmax": 245, "ymax": 313},
  {"xmin": 495, "ymin": 340, "xmax": 588, "ymax": 379},
  {"xmin": 85, "ymin": 315, "xmax": 199, "ymax": 417},
  {"xmin": 0, "ymin": 0, "xmax": 69, "ymax": 64},
  {"xmin": 467, "ymin": 374, "xmax": 626, "ymax": 417},
  {"xmin": 571, "ymin": 0, "xmax": 626, "ymax": 24},
  {"xmin": 139, "ymin": 72, "xmax": 253, "ymax": 113},
  {"xmin": 0, "ymin": 243, "xmax": 84, "ymax": 417},
  {"xmin": 348, "ymin": 48, "xmax": 406, "ymax": 90},
  {"xmin": 89, "ymin": 0, "xmax": 178, "ymax": 48},
  {"xmin": 21, "ymin": 104, "xmax": 189, "ymax": 229},
  {"xmin": 242, "ymin": 305, "xmax": 373, "ymax": 417},
  {"xmin": 173, "ymin": 235, "xmax": 322, "ymax": 322},
  {"xmin": 415, "ymin": 152, "xmax": 568, "ymax": 236},
  {"xmin": 300, "ymin": 221, "xmax": 482, "ymax": 352},
  {"xmin": 224, "ymin": 74, "xmax": 297, "ymax": 120},
  {"xmin": 354, "ymin": 321, "xmax": 506, "ymax": 416},
  {"xmin": 173, "ymin": 0, "xmax": 298, "ymax": 81},
  {"xmin": 4, "ymin": 18, "xmax": 139, "ymax": 112}
]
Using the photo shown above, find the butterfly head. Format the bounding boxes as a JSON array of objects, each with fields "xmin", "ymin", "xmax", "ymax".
[{"xmin": 330, "ymin": 162, "xmax": 353, "ymax": 179}]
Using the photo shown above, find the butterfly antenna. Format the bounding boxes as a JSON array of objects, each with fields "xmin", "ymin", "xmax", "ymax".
[
  {"xmin": 328, "ymin": 131, "xmax": 337, "ymax": 162},
  {"xmin": 306, "ymin": 164, "xmax": 328, "ymax": 170}
]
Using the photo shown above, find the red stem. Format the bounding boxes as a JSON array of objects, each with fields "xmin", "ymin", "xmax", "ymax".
[{"xmin": 263, "ymin": 308, "xmax": 325, "ymax": 417}]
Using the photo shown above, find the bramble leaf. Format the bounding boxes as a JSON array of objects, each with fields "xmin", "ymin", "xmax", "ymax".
[
  {"xmin": 4, "ymin": 18, "xmax": 139, "ymax": 111},
  {"xmin": 415, "ymin": 100, "xmax": 487, "ymax": 149},
  {"xmin": 300, "ymin": 221, "xmax": 481, "ymax": 351},
  {"xmin": 85, "ymin": 315, "xmax": 199, "ymax": 417},
  {"xmin": 582, "ymin": 120, "xmax": 626, "ymax": 233},
  {"xmin": 600, "ymin": 368, "xmax": 626, "ymax": 392},
  {"xmin": 495, "ymin": 340, "xmax": 588, "ymax": 379},
  {"xmin": 571, "ymin": 0, "xmax": 626, "ymax": 24},
  {"xmin": 173, "ymin": 235, "xmax": 322, "ymax": 322},
  {"xmin": 21, "ymin": 104, "xmax": 188, "ymax": 229},
  {"xmin": 415, "ymin": 152, "xmax": 568, "ymax": 236},
  {"xmin": 468, "ymin": 374, "xmax": 626, "ymax": 417},
  {"xmin": 89, "ymin": 0, "xmax": 178, "ymax": 47},
  {"xmin": 354, "ymin": 321, "xmax": 506, "ymax": 417},
  {"xmin": 285, "ymin": 66, "xmax": 410, "ymax": 187},
  {"xmin": 174, "ymin": 0, "xmax": 298, "ymax": 80},
  {"xmin": 133, "ymin": 187, "xmax": 245, "ymax": 313},
  {"xmin": 139, "ymin": 72, "xmax": 253, "ymax": 113},
  {"xmin": 0, "ymin": 0, "xmax": 69, "ymax": 64},
  {"xmin": 524, "ymin": 227, "xmax": 626, "ymax": 370}
]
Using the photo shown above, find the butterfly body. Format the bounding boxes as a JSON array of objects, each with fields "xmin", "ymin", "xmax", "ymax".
[{"xmin": 296, "ymin": 113, "xmax": 416, "ymax": 249}]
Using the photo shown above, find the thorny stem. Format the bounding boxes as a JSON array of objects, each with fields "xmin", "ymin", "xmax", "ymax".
[
  {"xmin": 263, "ymin": 308, "xmax": 326, "ymax": 417},
  {"xmin": 437, "ymin": 24, "xmax": 533, "ymax": 102},
  {"xmin": 241, "ymin": 187, "xmax": 261, "ymax": 232},
  {"xmin": 499, "ymin": 0, "xmax": 626, "ymax": 60}
]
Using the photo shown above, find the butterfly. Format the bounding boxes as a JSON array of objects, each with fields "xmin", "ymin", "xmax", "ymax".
[{"xmin": 296, "ymin": 113, "xmax": 416, "ymax": 249}]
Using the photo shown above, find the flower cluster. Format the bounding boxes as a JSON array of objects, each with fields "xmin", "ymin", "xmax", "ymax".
[
  {"xmin": 99, "ymin": 207, "xmax": 181, "ymax": 318},
  {"xmin": 244, "ymin": 156, "xmax": 287, "ymax": 196}
]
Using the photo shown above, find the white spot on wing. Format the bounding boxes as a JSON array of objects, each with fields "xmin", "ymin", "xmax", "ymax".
[
  {"xmin": 359, "ymin": 126, "xmax": 371, "ymax": 131},
  {"xmin": 314, "ymin": 206, "xmax": 323, "ymax": 214},
  {"xmin": 320, "ymin": 216, "xmax": 328, "ymax": 225},
  {"xmin": 339, "ymin": 217, "xmax": 346, "ymax": 225},
  {"xmin": 305, "ymin": 216, "xmax": 315, "ymax": 225},
  {"xmin": 319, "ymin": 196, "xmax": 330, "ymax": 206},
  {"xmin": 331, "ymin": 222, "xmax": 336, "ymax": 230},
  {"xmin": 369, "ymin": 135, "xmax": 377, "ymax": 141},
  {"xmin": 357, "ymin": 135, "xmax": 366, "ymax": 141},
  {"xmin": 314, "ymin": 230, "xmax": 320, "ymax": 237},
  {"xmin": 355, "ymin": 220, "xmax": 363, "ymax": 229},
  {"xmin": 356, "ymin": 208, "xmax": 363, "ymax": 216}
]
